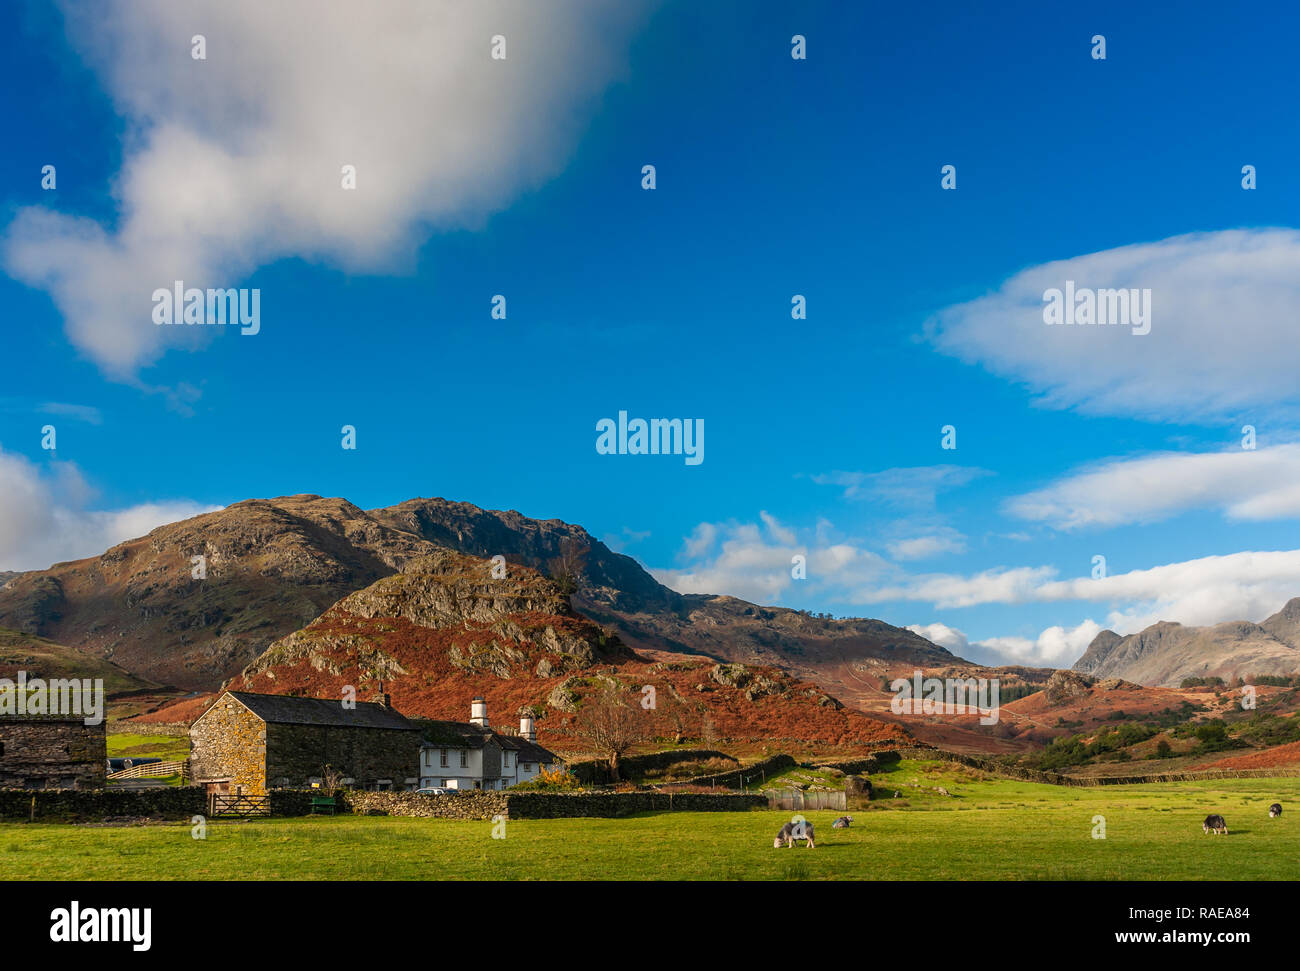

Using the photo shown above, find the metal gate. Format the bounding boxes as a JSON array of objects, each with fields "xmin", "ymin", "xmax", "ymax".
[{"xmin": 765, "ymin": 789, "xmax": 846, "ymax": 812}]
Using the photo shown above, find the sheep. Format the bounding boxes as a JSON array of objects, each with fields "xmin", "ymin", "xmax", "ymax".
[
  {"xmin": 773, "ymin": 820, "xmax": 815, "ymax": 848},
  {"xmin": 1203, "ymin": 814, "xmax": 1228, "ymax": 835},
  {"xmin": 831, "ymin": 816, "xmax": 853, "ymax": 828},
  {"xmin": 1269, "ymin": 803, "xmax": 1282, "ymax": 818}
]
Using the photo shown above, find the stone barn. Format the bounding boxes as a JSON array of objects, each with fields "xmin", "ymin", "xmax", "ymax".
[
  {"xmin": 189, "ymin": 691, "xmax": 421, "ymax": 795},
  {"xmin": 0, "ymin": 715, "xmax": 107, "ymax": 789}
]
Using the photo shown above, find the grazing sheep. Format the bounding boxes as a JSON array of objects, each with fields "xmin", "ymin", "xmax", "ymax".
[
  {"xmin": 773, "ymin": 820, "xmax": 815, "ymax": 849},
  {"xmin": 831, "ymin": 816, "xmax": 853, "ymax": 828},
  {"xmin": 1269, "ymin": 803, "xmax": 1282, "ymax": 818},
  {"xmin": 1203, "ymin": 814, "xmax": 1228, "ymax": 835}
]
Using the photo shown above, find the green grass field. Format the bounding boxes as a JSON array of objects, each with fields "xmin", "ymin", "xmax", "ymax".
[
  {"xmin": 105, "ymin": 733, "xmax": 190, "ymax": 762},
  {"xmin": 2, "ymin": 760, "xmax": 1295, "ymax": 880}
]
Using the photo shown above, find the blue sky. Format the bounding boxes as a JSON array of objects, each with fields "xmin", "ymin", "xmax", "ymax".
[{"xmin": 2, "ymin": 0, "xmax": 1300, "ymax": 667}]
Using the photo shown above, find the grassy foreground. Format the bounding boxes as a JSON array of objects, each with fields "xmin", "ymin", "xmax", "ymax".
[{"xmin": 2, "ymin": 760, "xmax": 1297, "ymax": 880}]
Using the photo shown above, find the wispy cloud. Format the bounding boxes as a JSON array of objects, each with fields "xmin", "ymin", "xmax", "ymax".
[
  {"xmin": 1007, "ymin": 442, "xmax": 1300, "ymax": 529},
  {"xmin": 651, "ymin": 513, "xmax": 888, "ymax": 607},
  {"xmin": 812, "ymin": 465, "xmax": 990, "ymax": 509},
  {"xmin": 927, "ymin": 228, "xmax": 1300, "ymax": 422}
]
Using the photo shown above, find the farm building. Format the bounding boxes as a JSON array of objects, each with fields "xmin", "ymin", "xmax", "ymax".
[
  {"xmin": 189, "ymin": 691, "xmax": 421, "ymax": 795},
  {"xmin": 418, "ymin": 697, "xmax": 561, "ymax": 790},
  {"xmin": 0, "ymin": 715, "xmax": 107, "ymax": 789}
]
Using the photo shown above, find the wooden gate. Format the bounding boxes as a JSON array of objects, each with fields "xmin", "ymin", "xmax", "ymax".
[{"xmin": 209, "ymin": 793, "xmax": 271, "ymax": 817}]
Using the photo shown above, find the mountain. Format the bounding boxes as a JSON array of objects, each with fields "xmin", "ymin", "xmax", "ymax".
[
  {"xmin": 0, "ymin": 494, "xmax": 954, "ymax": 694},
  {"xmin": 214, "ymin": 549, "xmax": 910, "ymax": 752},
  {"xmin": 0, "ymin": 496, "xmax": 441, "ymax": 689},
  {"xmin": 1073, "ymin": 601, "xmax": 1300, "ymax": 686},
  {"xmin": 371, "ymin": 497, "xmax": 959, "ymax": 684}
]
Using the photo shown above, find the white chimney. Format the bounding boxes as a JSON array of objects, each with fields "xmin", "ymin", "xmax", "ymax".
[
  {"xmin": 520, "ymin": 715, "xmax": 536, "ymax": 742},
  {"xmin": 470, "ymin": 697, "xmax": 488, "ymax": 728}
]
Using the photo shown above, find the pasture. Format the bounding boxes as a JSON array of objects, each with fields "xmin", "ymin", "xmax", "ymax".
[{"xmin": 2, "ymin": 760, "xmax": 1296, "ymax": 880}]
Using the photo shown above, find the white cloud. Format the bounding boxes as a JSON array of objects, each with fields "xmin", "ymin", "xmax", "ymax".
[
  {"xmin": 4, "ymin": 0, "xmax": 653, "ymax": 376},
  {"xmin": 886, "ymin": 529, "xmax": 967, "ymax": 560},
  {"xmin": 864, "ymin": 566, "xmax": 1057, "ymax": 609},
  {"xmin": 651, "ymin": 514, "xmax": 889, "ymax": 607},
  {"xmin": 927, "ymin": 229, "xmax": 1300, "ymax": 422},
  {"xmin": 1008, "ymin": 442, "xmax": 1300, "ymax": 530},
  {"xmin": 907, "ymin": 619, "xmax": 1103, "ymax": 668},
  {"xmin": 878, "ymin": 549, "xmax": 1300, "ymax": 640},
  {"xmin": 0, "ymin": 449, "xmax": 218, "ymax": 571},
  {"xmin": 812, "ymin": 466, "xmax": 989, "ymax": 508}
]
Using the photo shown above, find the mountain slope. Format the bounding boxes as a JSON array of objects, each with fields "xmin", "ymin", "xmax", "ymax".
[
  {"xmin": 370, "ymin": 497, "xmax": 959, "ymax": 681},
  {"xmin": 225, "ymin": 549, "xmax": 910, "ymax": 753},
  {"xmin": 0, "ymin": 494, "xmax": 953, "ymax": 693},
  {"xmin": 1073, "ymin": 602, "xmax": 1300, "ymax": 686},
  {"xmin": 0, "ymin": 496, "xmax": 441, "ymax": 689}
]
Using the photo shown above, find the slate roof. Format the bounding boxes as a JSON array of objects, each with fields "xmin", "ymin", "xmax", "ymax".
[
  {"xmin": 418, "ymin": 719, "xmax": 558, "ymax": 764},
  {"xmin": 226, "ymin": 691, "xmax": 418, "ymax": 731},
  {"xmin": 496, "ymin": 732, "xmax": 559, "ymax": 764}
]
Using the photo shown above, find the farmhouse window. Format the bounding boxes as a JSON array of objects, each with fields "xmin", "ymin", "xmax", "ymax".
[
  {"xmin": 440, "ymin": 749, "xmax": 448, "ymax": 767},
  {"xmin": 0, "ymin": 741, "xmax": 5, "ymax": 757},
  {"xmin": 460, "ymin": 750, "xmax": 468, "ymax": 768}
]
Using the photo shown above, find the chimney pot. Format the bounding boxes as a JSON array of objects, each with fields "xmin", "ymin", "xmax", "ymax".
[{"xmin": 470, "ymin": 697, "xmax": 489, "ymax": 728}]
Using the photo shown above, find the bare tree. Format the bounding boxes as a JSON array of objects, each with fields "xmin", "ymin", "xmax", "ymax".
[
  {"xmin": 572, "ymin": 687, "xmax": 647, "ymax": 782},
  {"xmin": 547, "ymin": 536, "xmax": 590, "ymax": 596},
  {"xmin": 320, "ymin": 763, "xmax": 343, "ymax": 794}
]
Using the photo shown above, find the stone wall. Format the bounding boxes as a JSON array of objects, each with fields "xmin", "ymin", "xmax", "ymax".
[
  {"xmin": 568, "ymin": 748, "xmax": 735, "ymax": 784},
  {"xmin": 107, "ymin": 721, "xmax": 191, "ymax": 737},
  {"xmin": 816, "ymin": 750, "xmax": 902, "ymax": 776},
  {"xmin": 189, "ymin": 697, "xmax": 267, "ymax": 793},
  {"xmin": 0, "ymin": 786, "xmax": 205, "ymax": 821},
  {"xmin": 338, "ymin": 789, "xmax": 764, "ymax": 819},
  {"xmin": 342, "ymin": 789, "xmax": 508, "ymax": 819},
  {"xmin": 0, "ymin": 717, "xmax": 107, "ymax": 789},
  {"xmin": 506, "ymin": 791, "xmax": 766, "ymax": 818},
  {"xmin": 265, "ymin": 723, "xmax": 420, "ymax": 790},
  {"xmin": 681, "ymin": 753, "xmax": 795, "ymax": 789}
]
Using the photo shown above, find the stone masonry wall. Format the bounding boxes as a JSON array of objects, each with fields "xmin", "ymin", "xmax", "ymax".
[
  {"xmin": 265, "ymin": 723, "xmax": 420, "ymax": 789},
  {"xmin": 189, "ymin": 698, "xmax": 267, "ymax": 793},
  {"xmin": 0, "ymin": 718, "xmax": 107, "ymax": 789},
  {"xmin": 340, "ymin": 789, "xmax": 764, "ymax": 819}
]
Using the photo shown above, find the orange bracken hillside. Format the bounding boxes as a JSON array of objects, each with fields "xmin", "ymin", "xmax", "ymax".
[{"xmin": 138, "ymin": 550, "xmax": 909, "ymax": 758}]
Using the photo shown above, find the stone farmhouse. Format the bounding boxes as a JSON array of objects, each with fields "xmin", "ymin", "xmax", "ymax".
[
  {"xmin": 0, "ymin": 715, "xmax": 107, "ymax": 789},
  {"xmin": 419, "ymin": 697, "xmax": 561, "ymax": 790},
  {"xmin": 189, "ymin": 691, "xmax": 422, "ymax": 795},
  {"xmin": 190, "ymin": 691, "xmax": 562, "ymax": 795}
]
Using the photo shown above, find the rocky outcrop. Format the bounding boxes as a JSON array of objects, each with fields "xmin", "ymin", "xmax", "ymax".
[{"xmin": 1072, "ymin": 611, "xmax": 1300, "ymax": 687}]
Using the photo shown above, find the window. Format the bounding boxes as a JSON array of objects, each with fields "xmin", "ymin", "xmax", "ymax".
[
  {"xmin": 440, "ymin": 748, "xmax": 448, "ymax": 767},
  {"xmin": 0, "ymin": 741, "xmax": 5, "ymax": 757},
  {"xmin": 459, "ymin": 750, "xmax": 468, "ymax": 768}
]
